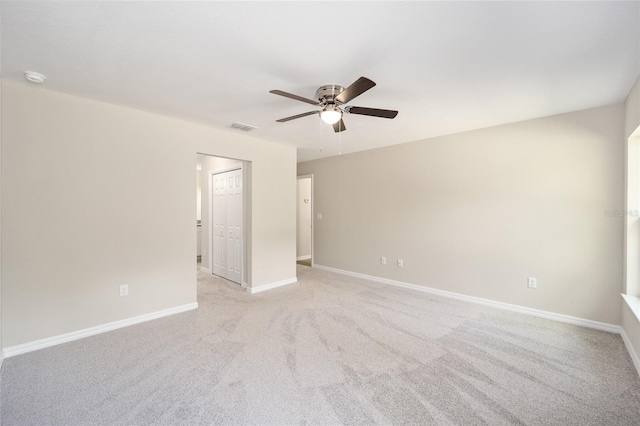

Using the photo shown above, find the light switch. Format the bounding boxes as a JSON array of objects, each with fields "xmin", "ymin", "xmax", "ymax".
[{"xmin": 317, "ymin": 213, "xmax": 322, "ymax": 220}]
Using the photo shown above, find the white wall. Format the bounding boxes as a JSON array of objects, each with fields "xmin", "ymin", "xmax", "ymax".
[
  {"xmin": 296, "ymin": 178, "xmax": 312, "ymax": 259},
  {"xmin": 625, "ymin": 130, "xmax": 640, "ymax": 298},
  {"xmin": 625, "ymin": 75, "xmax": 640, "ymax": 297},
  {"xmin": 0, "ymin": 3, "xmax": 4, "ymax": 368},
  {"xmin": 623, "ymin": 74, "xmax": 640, "ymax": 365},
  {"xmin": 1, "ymin": 80, "xmax": 297, "ymax": 348},
  {"xmin": 299, "ymin": 103, "xmax": 625, "ymax": 325},
  {"xmin": 626, "ymin": 76, "xmax": 640, "ymax": 141},
  {"xmin": 196, "ymin": 159, "xmax": 202, "ymax": 223}
]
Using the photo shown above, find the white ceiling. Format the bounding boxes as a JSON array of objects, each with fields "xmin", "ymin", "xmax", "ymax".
[{"xmin": 2, "ymin": 1, "xmax": 639, "ymax": 162}]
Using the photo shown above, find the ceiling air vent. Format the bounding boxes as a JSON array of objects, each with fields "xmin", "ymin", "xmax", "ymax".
[{"xmin": 228, "ymin": 122, "xmax": 258, "ymax": 132}]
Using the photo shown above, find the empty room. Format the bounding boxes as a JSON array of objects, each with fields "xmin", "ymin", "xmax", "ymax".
[{"xmin": 1, "ymin": 1, "xmax": 640, "ymax": 425}]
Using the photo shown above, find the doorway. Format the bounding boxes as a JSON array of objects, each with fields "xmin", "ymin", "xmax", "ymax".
[
  {"xmin": 197, "ymin": 154, "xmax": 248, "ymax": 286},
  {"xmin": 297, "ymin": 175, "xmax": 313, "ymax": 267}
]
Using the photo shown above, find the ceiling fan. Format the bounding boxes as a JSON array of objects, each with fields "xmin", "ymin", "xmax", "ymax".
[{"xmin": 269, "ymin": 76, "xmax": 398, "ymax": 133}]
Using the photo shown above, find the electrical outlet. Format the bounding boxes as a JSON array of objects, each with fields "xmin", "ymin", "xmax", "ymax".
[
  {"xmin": 120, "ymin": 284, "xmax": 129, "ymax": 296},
  {"xmin": 381, "ymin": 256, "xmax": 386, "ymax": 265},
  {"xmin": 397, "ymin": 259, "xmax": 403, "ymax": 268},
  {"xmin": 528, "ymin": 277, "xmax": 537, "ymax": 289}
]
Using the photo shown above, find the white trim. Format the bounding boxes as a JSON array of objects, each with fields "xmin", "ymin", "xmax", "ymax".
[
  {"xmin": 313, "ymin": 264, "xmax": 620, "ymax": 334},
  {"xmin": 208, "ymin": 170, "xmax": 213, "ymax": 279},
  {"xmin": 296, "ymin": 255, "xmax": 311, "ymax": 261},
  {"xmin": 2, "ymin": 302, "xmax": 198, "ymax": 358},
  {"xmin": 211, "ymin": 164, "xmax": 243, "ymax": 175},
  {"xmin": 200, "ymin": 267, "xmax": 211, "ymax": 274},
  {"xmin": 622, "ymin": 294, "xmax": 640, "ymax": 323},
  {"xmin": 620, "ymin": 327, "xmax": 640, "ymax": 376},
  {"xmin": 247, "ymin": 277, "xmax": 297, "ymax": 294}
]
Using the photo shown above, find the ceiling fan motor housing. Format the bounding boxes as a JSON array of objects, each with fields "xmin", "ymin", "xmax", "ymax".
[{"xmin": 316, "ymin": 85, "xmax": 345, "ymax": 106}]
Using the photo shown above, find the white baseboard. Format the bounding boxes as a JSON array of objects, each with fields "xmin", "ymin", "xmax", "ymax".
[
  {"xmin": 620, "ymin": 327, "xmax": 640, "ymax": 376},
  {"xmin": 313, "ymin": 264, "xmax": 620, "ymax": 334},
  {"xmin": 296, "ymin": 255, "xmax": 311, "ymax": 261},
  {"xmin": 248, "ymin": 277, "xmax": 297, "ymax": 294},
  {"xmin": 200, "ymin": 267, "xmax": 211, "ymax": 274},
  {"xmin": 3, "ymin": 302, "xmax": 198, "ymax": 359},
  {"xmin": 622, "ymin": 294, "xmax": 640, "ymax": 322}
]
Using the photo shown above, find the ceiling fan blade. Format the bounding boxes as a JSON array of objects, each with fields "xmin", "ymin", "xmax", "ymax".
[
  {"xmin": 335, "ymin": 77, "xmax": 376, "ymax": 104},
  {"xmin": 276, "ymin": 111, "xmax": 319, "ymax": 122},
  {"xmin": 346, "ymin": 106, "xmax": 398, "ymax": 119},
  {"xmin": 332, "ymin": 118, "xmax": 346, "ymax": 133},
  {"xmin": 269, "ymin": 90, "xmax": 319, "ymax": 106}
]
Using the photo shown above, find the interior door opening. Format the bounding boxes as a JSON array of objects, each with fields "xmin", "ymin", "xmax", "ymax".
[
  {"xmin": 197, "ymin": 154, "xmax": 250, "ymax": 287},
  {"xmin": 296, "ymin": 175, "xmax": 313, "ymax": 267}
]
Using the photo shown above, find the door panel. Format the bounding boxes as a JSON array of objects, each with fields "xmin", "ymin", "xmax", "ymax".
[
  {"xmin": 211, "ymin": 167, "xmax": 243, "ymax": 284},
  {"xmin": 212, "ymin": 173, "xmax": 225, "ymax": 277}
]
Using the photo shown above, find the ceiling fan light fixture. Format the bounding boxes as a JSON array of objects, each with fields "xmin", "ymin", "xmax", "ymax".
[{"xmin": 320, "ymin": 107, "xmax": 342, "ymax": 125}]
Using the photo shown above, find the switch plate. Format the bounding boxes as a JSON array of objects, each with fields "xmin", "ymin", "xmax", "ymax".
[
  {"xmin": 397, "ymin": 259, "xmax": 403, "ymax": 267},
  {"xmin": 120, "ymin": 284, "xmax": 129, "ymax": 296},
  {"xmin": 317, "ymin": 213, "xmax": 322, "ymax": 220},
  {"xmin": 381, "ymin": 256, "xmax": 386, "ymax": 265},
  {"xmin": 528, "ymin": 277, "xmax": 537, "ymax": 289}
]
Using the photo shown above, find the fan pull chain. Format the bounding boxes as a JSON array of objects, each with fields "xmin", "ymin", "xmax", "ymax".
[{"xmin": 319, "ymin": 116, "xmax": 324, "ymax": 152}]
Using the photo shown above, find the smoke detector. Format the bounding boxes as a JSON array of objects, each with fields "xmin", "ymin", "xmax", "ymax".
[{"xmin": 24, "ymin": 71, "xmax": 46, "ymax": 84}]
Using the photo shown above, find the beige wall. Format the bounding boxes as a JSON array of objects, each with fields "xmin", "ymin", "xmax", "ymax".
[
  {"xmin": 296, "ymin": 177, "xmax": 312, "ymax": 259},
  {"xmin": 1, "ymin": 80, "xmax": 296, "ymax": 347},
  {"xmin": 299, "ymin": 103, "xmax": 625, "ymax": 325}
]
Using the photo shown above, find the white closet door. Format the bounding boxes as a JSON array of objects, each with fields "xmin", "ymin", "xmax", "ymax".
[
  {"xmin": 211, "ymin": 168, "xmax": 243, "ymax": 284},
  {"xmin": 225, "ymin": 169, "xmax": 242, "ymax": 283},
  {"xmin": 212, "ymin": 173, "xmax": 226, "ymax": 278}
]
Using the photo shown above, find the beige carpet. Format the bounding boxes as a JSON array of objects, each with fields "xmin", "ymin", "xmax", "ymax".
[{"xmin": 1, "ymin": 265, "xmax": 639, "ymax": 425}]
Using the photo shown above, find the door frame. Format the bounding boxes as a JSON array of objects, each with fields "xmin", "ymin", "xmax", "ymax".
[
  {"xmin": 209, "ymin": 163, "xmax": 244, "ymax": 284},
  {"xmin": 297, "ymin": 174, "xmax": 314, "ymax": 266}
]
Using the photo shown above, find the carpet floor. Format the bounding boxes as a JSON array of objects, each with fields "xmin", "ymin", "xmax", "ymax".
[{"xmin": 1, "ymin": 265, "xmax": 639, "ymax": 425}]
